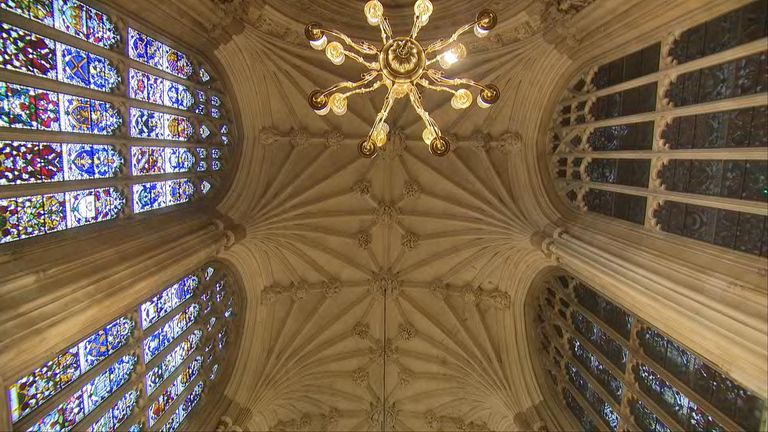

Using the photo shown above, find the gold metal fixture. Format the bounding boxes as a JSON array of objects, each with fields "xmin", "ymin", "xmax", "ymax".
[{"xmin": 305, "ymin": 0, "xmax": 500, "ymax": 158}]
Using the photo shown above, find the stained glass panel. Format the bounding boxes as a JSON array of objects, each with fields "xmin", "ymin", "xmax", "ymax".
[
  {"xmin": 571, "ymin": 312, "xmax": 627, "ymax": 371},
  {"xmin": 146, "ymin": 330, "xmax": 202, "ymax": 395},
  {"xmin": 128, "ymin": 28, "xmax": 193, "ymax": 78},
  {"xmin": 210, "ymin": 96, "xmax": 221, "ymax": 107},
  {"xmin": 129, "ymin": 108, "xmax": 192, "ymax": 141},
  {"xmin": 200, "ymin": 180, "xmax": 211, "ymax": 195},
  {"xmin": 143, "ymin": 302, "xmax": 200, "ymax": 362},
  {"xmin": 64, "ymin": 187, "xmax": 124, "ymax": 228},
  {"xmin": 584, "ymin": 189, "xmax": 647, "ymax": 225},
  {"xmin": 199, "ymin": 125, "xmax": 210, "ymax": 139},
  {"xmin": 87, "ymin": 389, "xmax": 139, "ymax": 432},
  {"xmin": 129, "ymin": 69, "xmax": 193, "ymax": 110},
  {"xmin": 662, "ymin": 107, "xmax": 767, "ymax": 149},
  {"xmin": 199, "ymin": 67, "xmax": 210, "ymax": 82},
  {"xmin": 147, "ymin": 356, "xmax": 203, "ymax": 426},
  {"xmin": 210, "ymin": 108, "xmax": 220, "ymax": 119},
  {"xmin": 29, "ymin": 355, "xmax": 137, "ymax": 432},
  {"xmin": 158, "ymin": 381, "xmax": 203, "ymax": 432},
  {"xmin": 140, "ymin": 274, "xmax": 199, "ymax": 329},
  {"xmin": 130, "ymin": 146, "xmax": 195, "ymax": 176},
  {"xmin": 1, "ymin": 142, "xmax": 122, "ymax": 186},
  {"xmin": 132, "ymin": 179, "xmax": 194, "ymax": 213}
]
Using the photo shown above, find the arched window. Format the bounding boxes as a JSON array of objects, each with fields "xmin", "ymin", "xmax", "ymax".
[
  {"xmin": 6, "ymin": 262, "xmax": 239, "ymax": 432},
  {"xmin": 1, "ymin": 0, "xmax": 235, "ymax": 243},
  {"xmin": 550, "ymin": 1, "xmax": 767, "ymax": 256},
  {"xmin": 533, "ymin": 272, "xmax": 765, "ymax": 432}
]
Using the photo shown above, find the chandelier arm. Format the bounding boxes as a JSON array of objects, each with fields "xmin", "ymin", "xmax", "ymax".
[
  {"xmin": 416, "ymin": 79, "xmax": 459, "ymax": 95},
  {"xmin": 340, "ymin": 78, "xmax": 385, "ymax": 98},
  {"xmin": 427, "ymin": 70, "xmax": 494, "ymax": 93},
  {"xmin": 367, "ymin": 87, "xmax": 397, "ymax": 145},
  {"xmin": 321, "ymin": 28, "xmax": 380, "ymax": 55},
  {"xmin": 425, "ymin": 21, "xmax": 479, "ymax": 54},
  {"xmin": 318, "ymin": 72, "xmax": 381, "ymax": 99},
  {"xmin": 410, "ymin": 16, "xmax": 427, "ymax": 40},
  {"xmin": 408, "ymin": 85, "xmax": 441, "ymax": 138},
  {"xmin": 379, "ymin": 17, "xmax": 393, "ymax": 44},
  {"xmin": 342, "ymin": 49, "xmax": 381, "ymax": 70}
]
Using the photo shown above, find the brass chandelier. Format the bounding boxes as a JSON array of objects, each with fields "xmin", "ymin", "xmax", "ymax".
[{"xmin": 304, "ymin": 0, "xmax": 500, "ymax": 157}]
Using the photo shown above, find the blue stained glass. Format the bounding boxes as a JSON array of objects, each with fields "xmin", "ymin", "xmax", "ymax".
[
  {"xmin": 145, "ymin": 330, "xmax": 202, "ymax": 395},
  {"xmin": 63, "ymin": 144, "xmax": 122, "ymax": 181},
  {"xmin": 132, "ymin": 180, "xmax": 165, "ymax": 212},
  {"xmin": 1, "ymin": 193, "xmax": 65, "ymax": 243},
  {"xmin": 197, "ymin": 161, "xmax": 207, "ymax": 171},
  {"xmin": 211, "ymin": 148, "xmax": 221, "ymax": 159},
  {"xmin": 204, "ymin": 266, "xmax": 214, "ymax": 280},
  {"xmin": 129, "ymin": 69, "xmax": 192, "ymax": 110},
  {"xmin": 210, "ymin": 108, "xmax": 220, "ymax": 119},
  {"xmin": 140, "ymin": 274, "xmax": 200, "ymax": 329},
  {"xmin": 148, "ymin": 356, "xmax": 203, "ymax": 426},
  {"xmin": 143, "ymin": 302, "xmax": 200, "ymax": 362},
  {"xmin": 129, "ymin": 424, "xmax": 142, "ymax": 432},
  {"xmin": 196, "ymin": 90, "xmax": 205, "ymax": 102},
  {"xmin": 159, "ymin": 381, "xmax": 204, "ymax": 432},
  {"xmin": 200, "ymin": 180, "xmax": 211, "ymax": 195},
  {"xmin": 29, "ymin": 355, "xmax": 137, "ymax": 432},
  {"xmin": 53, "ymin": 0, "xmax": 119, "ymax": 48},
  {"xmin": 129, "ymin": 108, "xmax": 192, "ymax": 141},
  {"xmin": 194, "ymin": 104, "xmax": 205, "ymax": 115},
  {"xmin": 199, "ymin": 67, "xmax": 210, "ymax": 82},
  {"xmin": 199, "ymin": 125, "xmax": 210, "ymax": 139},
  {"xmin": 220, "ymin": 124, "xmax": 228, "ymax": 134},
  {"xmin": 65, "ymin": 187, "xmax": 124, "ymax": 228},
  {"xmin": 196, "ymin": 148, "xmax": 206, "ymax": 159},
  {"xmin": 225, "ymin": 307, "xmax": 233, "ymax": 318},
  {"xmin": 56, "ymin": 43, "xmax": 119, "ymax": 91},
  {"xmin": 218, "ymin": 327, "xmax": 228, "ymax": 349},
  {"xmin": 0, "ymin": 22, "xmax": 57, "ymax": 79},
  {"xmin": 87, "ymin": 389, "xmax": 139, "ymax": 432},
  {"xmin": 212, "ymin": 160, "xmax": 221, "ymax": 171},
  {"xmin": 222, "ymin": 135, "xmax": 229, "ymax": 145},
  {"xmin": 1, "ymin": 81, "xmax": 60, "ymax": 130},
  {"xmin": 207, "ymin": 317, "xmax": 216, "ymax": 332},
  {"xmin": 165, "ymin": 80, "xmax": 193, "ymax": 110},
  {"xmin": 128, "ymin": 28, "xmax": 192, "ymax": 78},
  {"xmin": 210, "ymin": 96, "xmax": 221, "ymax": 107}
]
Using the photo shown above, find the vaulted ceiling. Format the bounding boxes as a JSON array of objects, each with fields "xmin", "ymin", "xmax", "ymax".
[{"xmin": 108, "ymin": 0, "xmax": 625, "ymax": 429}]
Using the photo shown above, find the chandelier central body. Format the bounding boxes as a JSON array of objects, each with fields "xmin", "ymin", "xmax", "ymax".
[{"xmin": 304, "ymin": 0, "xmax": 500, "ymax": 158}]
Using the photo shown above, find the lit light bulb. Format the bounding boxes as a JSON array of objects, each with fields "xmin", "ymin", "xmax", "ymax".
[
  {"xmin": 326, "ymin": 42, "xmax": 345, "ymax": 65},
  {"xmin": 451, "ymin": 89, "xmax": 472, "ymax": 109},
  {"xmin": 414, "ymin": 0, "xmax": 433, "ymax": 23},
  {"xmin": 477, "ymin": 94, "xmax": 491, "ymax": 109},
  {"xmin": 474, "ymin": 24, "xmax": 489, "ymax": 38},
  {"xmin": 315, "ymin": 104, "xmax": 331, "ymax": 116},
  {"xmin": 364, "ymin": 0, "xmax": 384, "ymax": 26},
  {"xmin": 329, "ymin": 93, "xmax": 347, "ymax": 115},
  {"xmin": 422, "ymin": 127, "xmax": 436, "ymax": 145},
  {"xmin": 438, "ymin": 43, "xmax": 466, "ymax": 69},
  {"xmin": 310, "ymin": 34, "xmax": 327, "ymax": 50},
  {"xmin": 373, "ymin": 122, "xmax": 389, "ymax": 146}
]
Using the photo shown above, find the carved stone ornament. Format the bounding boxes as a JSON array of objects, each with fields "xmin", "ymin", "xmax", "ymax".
[
  {"xmin": 259, "ymin": 127, "xmax": 281, "ymax": 146},
  {"xmin": 401, "ymin": 232, "xmax": 420, "ymax": 251},
  {"xmin": 352, "ymin": 180, "xmax": 371, "ymax": 197},
  {"xmin": 352, "ymin": 367, "xmax": 369, "ymax": 386},
  {"xmin": 430, "ymin": 280, "xmax": 448, "ymax": 299},
  {"xmin": 369, "ymin": 338, "xmax": 398, "ymax": 363},
  {"xmin": 370, "ymin": 272, "xmax": 400, "ymax": 299},
  {"xmin": 375, "ymin": 202, "xmax": 400, "ymax": 225},
  {"xmin": 398, "ymin": 322, "xmax": 416, "ymax": 342},
  {"xmin": 403, "ymin": 181, "xmax": 422, "ymax": 199},
  {"xmin": 323, "ymin": 279, "xmax": 341, "ymax": 297},
  {"xmin": 357, "ymin": 231, "xmax": 372, "ymax": 249},
  {"xmin": 496, "ymin": 131, "xmax": 523, "ymax": 154},
  {"xmin": 353, "ymin": 321, "xmax": 370, "ymax": 340},
  {"xmin": 325, "ymin": 129, "xmax": 344, "ymax": 149},
  {"xmin": 290, "ymin": 128, "xmax": 308, "ymax": 148},
  {"xmin": 290, "ymin": 282, "xmax": 308, "ymax": 301}
]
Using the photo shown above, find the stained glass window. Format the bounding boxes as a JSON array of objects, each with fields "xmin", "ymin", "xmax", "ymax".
[
  {"xmin": 129, "ymin": 69, "xmax": 194, "ymax": 110},
  {"xmin": 87, "ymin": 389, "xmax": 139, "ymax": 432},
  {"xmin": 146, "ymin": 330, "xmax": 203, "ymax": 395},
  {"xmin": 1, "ymin": 187, "xmax": 124, "ymax": 243},
  {"xmin": 147, "ymin": 356, "xmax": 203, "ymax": 426},
  {"xmin": 1, "ymin": 0, "xmax": 119, "ymax": 48},
  {"xmin": 0, "ymin": 81, "xmax": 121, "ymax": 133},
  {"xmin": 200, "ymin": 180, "xmax": 211, "ymax": 195},
  {"xmin": 159, "ymin": 381, "xmax": 204, "ymax": 432},
  {"xmin": 143, "ymin": 302, "xmax": 200, "ymax": 362},
  {"xmin": 128, "ymin": 28, "xmax": 193, "ymax": 79},
  {"xmin": 550, "ymin": 1, "xmax": 767, "ymax": 256},
  {"xmin": 1, "ymin": 22, "xmax": 119, "ymax": 92},
  {"xmin": 1, "ymin": 142, "xmax": 122, "ymax": 186},
  {"xmin": 141, "ymin": 274, "xmax": 199, "ymax": 329},
  {"xmin": 199, "ymin": 125, "xmax": 210, "ymax": 139},
  {"xmin": 131, "ymin": 146, "xmax": 195, "ymax": 176},
  {"xmin": 129, "ymin": 108, "xmax": 193, "ymax": 141},
  {"xmin": 199, "ymin": 67, "xmax": 210, "ymax": 83},
  {"xmin": 29, "ymin": 355, "xmax": 137, "ymax": 432},
  {"xmin": 132, "ymin": 179, "xmax": 195, "ymax": 213},
  {"xmin": 536, "ymin": 273, "xmax": 765, "ymax": 432}
]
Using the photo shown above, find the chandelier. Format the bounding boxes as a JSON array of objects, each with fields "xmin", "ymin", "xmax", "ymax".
[{"xmin": 304, "ymin": 0, "xmax": 499, "ymax": 157}]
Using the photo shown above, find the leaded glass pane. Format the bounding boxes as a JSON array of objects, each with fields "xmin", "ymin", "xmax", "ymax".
[
  {"xmin": 128, "ymin": 28, "xmax": 193, "ymax": 79},
  {"xmin": 584, "ymin": 189, "xmax": 647, "ymax": 224},
  {"xmin": 132, "ymin": 179, "xmax": 195, "ymax": 213},
  {"xmin": 129, "ymin": 69, "xmax": 194, "ymax": 110},
  {"xmin": 146, "ymin": 330, "xmax": 203, "ymax": 395},
  {"xmin": 158, "ymin": 381, "xmax": 203, "ymax": 432},
  {"xmin": 667, "ymin": 53, "xmax": 767, "ymax": 106},
  {"xmin": 592, "ymin": 44, "xmax": 660, "ymax": 89},
  {"xmin": 86, "ymin": 388, "xmax": 139, "ymax": 432},
  {"xmin": 140, "ymin": 274, "xmax": 199, "ymax": 329},
  {"xmin": 147, "ymin": 356, "xmax": 203, "ymax": 426},
  {"xmin": 663, "ymin": 106, "xmax": 768, "ymax": 149},
  {"xmin": 130, "ymin": 147, "xmax": 195, "ymax": 176},
  {"xmin": 129, "ymin": 108, "xmax": 193, "ymax": 141},
  {"xmin": 571, "ymin": 312, "xmax": 627, "ymax": 371},
  {"xmin": 590, "ymin": 83, "xmax": 657, "ymax": 120},
  {"xmin": 586, "ymin": 159, "xmax": 650, "ymax": 187},
  {"xmin": 660, "ymin": 160, "xmax": 768, "ymax": 202},
  {"xmin": 143, "ymin": 302, "xmax": 200, "ymax": 362}
]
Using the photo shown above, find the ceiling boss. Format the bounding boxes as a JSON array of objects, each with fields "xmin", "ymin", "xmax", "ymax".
[{"xmin": 304, "ymin": 0, "xmax": 500, "ymax": 157}]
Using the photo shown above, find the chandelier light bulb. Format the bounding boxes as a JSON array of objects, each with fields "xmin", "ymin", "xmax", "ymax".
[
  {"xmin": 326, "ymin": 42, "xmax": 346, "ymax": 65},
  {"xmin": 305, "ymin": 2, "xmax": 499, "ymax": 157},
  {"xmin": 438, "ymin": 43, "xmax": 467, "ymax": 69},
  {"xmin": 373, "ymin": 122, "xmax": 389, "ymax": 146},
  {"xmin": 451, "ymin": 89, "xmax": 473, "ymax": 109},
  {"xmin": 365, "ymin": 0, "xmax": 384, "ymax": 26},
  {"xmin": 329, "ymin": 93, "xmax": 348, "ymax": 116},
  {"xmin": 414, "ymin": 0, "xmax": 433, "ymax": 23},
  {"xmin": 422, "ymin": 127, "xmax": 436, "ymax": 145},
  {"xmin": 310, "ymin": 34, "xmax": 328, "ymax": 50}
]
